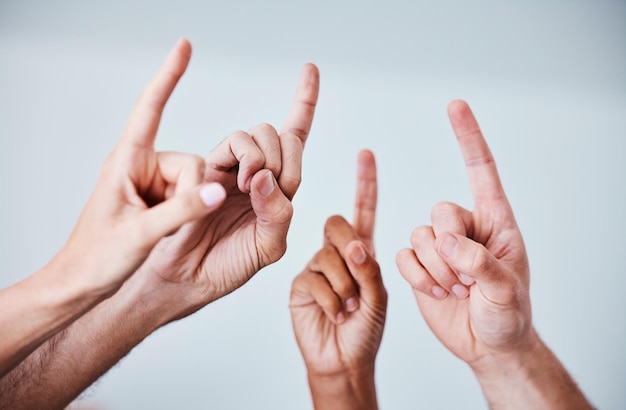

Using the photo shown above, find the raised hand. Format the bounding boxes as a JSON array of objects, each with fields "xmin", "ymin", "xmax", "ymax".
[
  {"xmin": 0, "ymin": 38, "xmax": 226, "ymax": 378},
  {"xmin": 56, "ymin": 39, "xmax": 228, "ymax": 296},
  {"xmin": 396, "ymin": 100, "xmax": 531, "ymax": 361},
  {"xmin": 396, "ymin": 100, "xmax": 592, "ymax": 409},
  {"xmin": 0, "ymin": 45, "xmax": 321, "ymax": 408},
  {"xmin": 290, "ymin": 150, "xmax": 386, "ymax": 410},
  {"xmin": 129, "ymin": 60, "xmax": 321, "ymax": 320}
]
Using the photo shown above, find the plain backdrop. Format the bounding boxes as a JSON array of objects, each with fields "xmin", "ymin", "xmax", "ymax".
[{"xmin": 1, "ymin": 1, "xmax": 625, "ymax": 409}]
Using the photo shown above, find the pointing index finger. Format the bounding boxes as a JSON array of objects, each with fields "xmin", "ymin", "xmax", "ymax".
[
  {"xmin": 353, "ymin": 149, "xmax": 377, "ymax": 255},
  {"xmin": 447, "ymin": 100, "xmax": 506, "ymax": 205},
  {"xmin": 279, "ymin": 63, "xmax": 320, "ymax": 146},
  {"xmin": 122, "ymin": 38, "xmax": 192, "ymax": 149}
]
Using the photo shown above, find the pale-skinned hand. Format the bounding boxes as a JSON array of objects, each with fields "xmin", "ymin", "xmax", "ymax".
[
  {"xmin": 124, "ymin": 57, "xmax": 320, "ymax": 321},
  {"xmin": 50, "ymin": 38, "xmax": 227, "ymax": 299},
  {"xmin": 396, "ymin": 100, "xmax": 532, "ymax": 368}
]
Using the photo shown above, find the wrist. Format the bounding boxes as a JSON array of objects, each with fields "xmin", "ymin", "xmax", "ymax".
[
  {"xmin": 307, "ymin": 364, "xmax": 378, "ymax": 410},
  {"xmin": 470, "ymin": 329, "xmax": 592, "ymax": 409},
  {"xmin": 470, "ymin": 328, "xmax": 542, "ymax": 385},
  {"xmin": 118, "ymin": 268, "xmax": 211, "ymax": 329}
]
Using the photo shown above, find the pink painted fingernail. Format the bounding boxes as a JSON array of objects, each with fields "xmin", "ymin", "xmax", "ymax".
[
  {"xmin": 432, "ymin": 285, "xmax": 447, "ymax": 299},
  {"xmin": 452, "ymin": 283, "xmax": 469, "ymax": 299},
  {"xmin": 199, "ymin": 183, "xmax": 226, "ymax": 207},
  {"xmin": 345, "ymin": 297, "xmax": 359, "ymax": 312}
]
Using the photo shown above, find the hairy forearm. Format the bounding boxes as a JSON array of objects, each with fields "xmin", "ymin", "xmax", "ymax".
[
  {"xmin": 0, "ymin": 261, "xmax": 110, "ymax": 378},
  {"xmin": 0, "ymin": 274, "xmax": 175, "ymax": 409},
  {"xmin": 472, "ymin": 330, "xmax": 593, "ymax": 410},
  {"xmin": 307, "ymin": 365, "xmax": 378, "ymax": 410}
]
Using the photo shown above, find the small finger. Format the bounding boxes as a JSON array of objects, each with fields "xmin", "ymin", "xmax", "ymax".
[
  {"xmin": 310, "ymin": 245, "xmax": 359, "ymax": 313},
  {"xmin": 411, "ymin": 226, "xmax": 469, "ymax": 299},
  {"xmin": 396, "ymin": 248, "xmax": 448, "ymax": 300},
  {"xmin": 304, "ymin": 270, "xmax": 346, "ymax": 324}
]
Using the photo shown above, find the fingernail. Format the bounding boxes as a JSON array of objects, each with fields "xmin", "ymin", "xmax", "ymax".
[
  {"xmin": 452, "ymin": 283, "xmax": 469, "ymax": 299},
  {"xmin": 258, "ymin": 171, "xmax": 275, "ymax": 197},
  {"xmin": 432, "ymin": 285, "xmax": 447, "ymax": 299},
  {"xmin": 345, "ymin": 297, "xmax": 359, "ymax": 312},
  {"xmin": 459, "ymin": 272, "xmax": 475, "ymax": 286},
  {"xmin": 199, "ymin": 183, "xmax": 226, "ymax": 207},
  {"xmin": 351, "ymin": 243, "xmax": 366, "ymax": 265},
  {"xmin": 439, "ymin": 235, "xmax": 458, "ymax": 258},
  {"xmin": 336, "ymin": 312, "xmax": 345, "ymax": 324}
]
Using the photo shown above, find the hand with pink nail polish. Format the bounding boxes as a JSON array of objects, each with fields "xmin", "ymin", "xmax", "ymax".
[
  {"xmin": 290, "ymin": 150, "xmax": 386, "ymax": 410},
  {"xmin": 0, "ymin": 40, "xmax": 320, "ymax": 409},
  {"xmin": 0, "ymin": 38, "xmax": 228, "ymax": 380},
  {"xmin": 396, "ymin": 100, "xmax": 592, "ymax": 409}
]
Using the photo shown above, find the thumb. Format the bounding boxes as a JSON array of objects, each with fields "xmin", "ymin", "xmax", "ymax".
[
  {"xmin": 134, "ymin": 182, "xmax": 226, "ymax": 248},
  {"xmin": 345, "ymin": 240, "xmax": 386, "ymax": 309},
  {"xmin": 435, "ymin": 232, "xmax": 516, "ymax": 304},
  {"xmin": 249, "ymin": 169, "xmax": 294, "ymax": 265}
]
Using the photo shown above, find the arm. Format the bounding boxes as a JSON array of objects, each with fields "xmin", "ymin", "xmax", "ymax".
[
  {"xmin": 395, "ymin": 100, "xmax": 592, "ymax": 409},
  {"xmin": 0, "ymin": 38, "xmax": 226, "ymax": 378},
  {"xmin": 0, "ymin": 54, "xmax": 320, "ymax": 409},
  {"xmin": 290, "ymin": 150, "xmax": 386, "ymax": 410}
]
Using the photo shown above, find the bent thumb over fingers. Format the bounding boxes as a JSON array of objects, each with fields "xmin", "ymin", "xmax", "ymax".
[
  {"xmin": 435, "ymin": 232, "xmax": 517, "ymax": 304},
  {"xmin": 249, "ymin": 169, "xmax": 294, "ymax": 266},
  {"xmin": 133, "ymin": 182, "xmax": 227, "ymax": 249}
]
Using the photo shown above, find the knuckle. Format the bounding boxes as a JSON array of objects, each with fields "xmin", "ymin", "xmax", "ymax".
[
  {"xmin": 274, "ymin": 201, "xmax": 294, "ymax": 225},
  {"xmin": 431, "ymin": 201, "xmax": 458, "ymax": 218},
  {"xmin": 334, "ymin": 282, "xmax": 354, "ymax": 299},
  {"xmin": 229, "ymin": 129, "xmax": 252, "ymax": 141},
  {"xmin": 410, "ymin": 226, "xmax": 431, "ymax": 247},
  {"xmin": 470, "ymin": 247, "xmax": 492, "ymax": 274},
  {"xmin": 252, "ymin": 122, "xmax": 278, "ymax": 136},
  {"xmin": 317, "ymin": 244, "xmax": 336, "ymax": 261},
  {"xmin": 318, "ymin": 292, "xmax": 341, "ymax": 313},
  {"xmin": 281, "ymin": 131, "xmax": 303, "ymax": 149},
  {"xmin": 412, "ymin": 274, "xmax": 434, "ymax": 294}
]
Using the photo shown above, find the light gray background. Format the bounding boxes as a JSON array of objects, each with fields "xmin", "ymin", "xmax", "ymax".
[{"xmin": 1, "ymin": 1, "xmax": 625, "ymax": 409}]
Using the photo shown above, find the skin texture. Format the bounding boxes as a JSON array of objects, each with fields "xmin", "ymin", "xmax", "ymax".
[
  {"xmin": 0, "ymin": 40, "xmax": 320, "ymax": 409},
  {"xmin": 290, "ymin": 150, "xmax": 387, "ymax": 410},
  {"xmin": 396, "ymin": 100, "xmax": 593, "ymax": 409},
  {"xmin": 0, "ymin": 38, "xmax": 228, "ymax": 379}
]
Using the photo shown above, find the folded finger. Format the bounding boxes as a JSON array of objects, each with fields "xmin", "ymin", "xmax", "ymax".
[
  {"xmin": 249, "ymin": 123, "xmax": 282, "ymax": 178},
  {"xmin": 309, "ymin": 245, "xmax": 359, "ymax": 313},
  {"xmin": 395, "ymin": 248, "xmax": 447, "ymax": 300},
  {"xmin": 205, "ymin": 130, "xmax": 265, "ymax": 192},
  {"xmin": 411, "ymin": 226, "xmax": 469, "ymax": 299}
]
